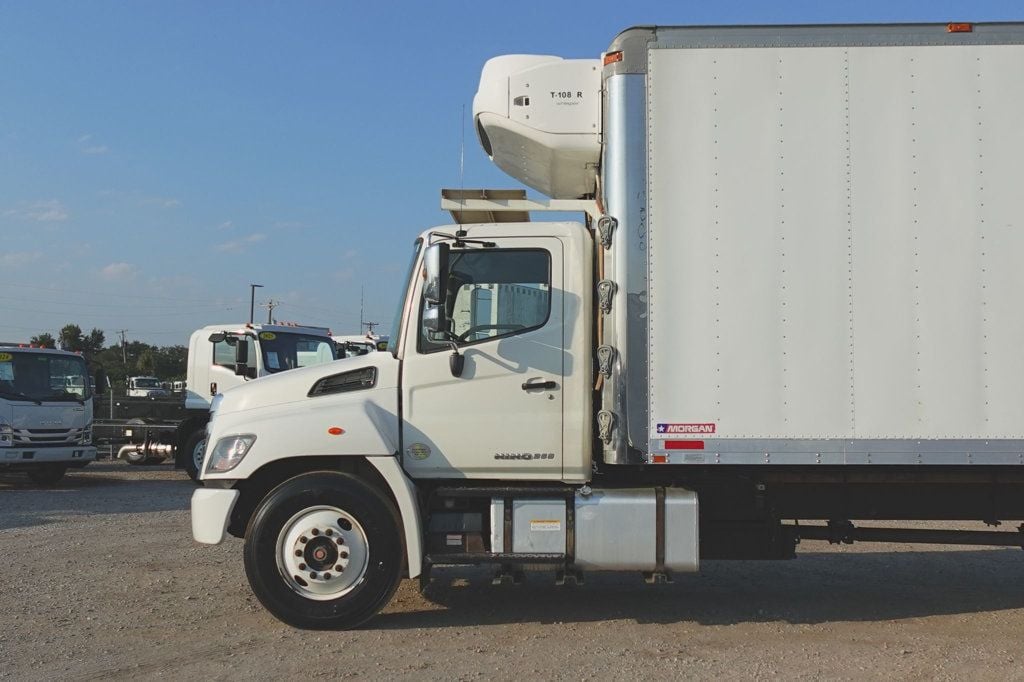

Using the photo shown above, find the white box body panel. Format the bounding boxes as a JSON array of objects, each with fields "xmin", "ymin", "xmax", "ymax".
[{"xmin": 647, "ymin": 44, "xmax": 1024, "ymax": 442}]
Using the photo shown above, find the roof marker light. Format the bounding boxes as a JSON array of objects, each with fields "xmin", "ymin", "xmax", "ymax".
[
  {"xmin": 603, "ymin": 51, "xmax": 623, "ymax": 66},
  {"xmin": 947, "ymin": 23, "xmax": 973, "ymax": 33},
  {"xmin": 327, "ymin": 427, "xmax": 345, "ymax": 436}
]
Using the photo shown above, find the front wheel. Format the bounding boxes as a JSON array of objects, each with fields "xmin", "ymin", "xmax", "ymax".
[
  {"xmin": 182, "ymin": 431, "xmax": 206, "ymax": 482},
  {"xmin": 243, "ymin": 472, "xmax": 403, "ymax": 629}
]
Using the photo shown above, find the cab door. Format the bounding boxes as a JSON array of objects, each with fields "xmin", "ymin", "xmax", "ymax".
[{"xmin": 401, "ymin": 238, "xmax": 564, "ymax": 479}]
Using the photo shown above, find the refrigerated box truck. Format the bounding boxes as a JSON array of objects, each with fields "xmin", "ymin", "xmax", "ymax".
[{"xmin": 192, "ymin": 22, "xmax": 1024, "ymax": 629}]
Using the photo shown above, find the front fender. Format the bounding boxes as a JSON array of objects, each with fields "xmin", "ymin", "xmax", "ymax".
[{"xmin": 205, "ymin": 384, "xmax": 399, "ymax": 480}]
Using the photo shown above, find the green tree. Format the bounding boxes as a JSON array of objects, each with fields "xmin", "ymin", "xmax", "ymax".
[{"xmin": 29, "ymin": 332, "xmax": 56, "ymax": 348}]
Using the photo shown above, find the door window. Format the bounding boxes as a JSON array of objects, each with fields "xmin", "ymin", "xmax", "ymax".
[{"xmin": 419, "ymin": 248, "xmax": 551, "ymax": 352}]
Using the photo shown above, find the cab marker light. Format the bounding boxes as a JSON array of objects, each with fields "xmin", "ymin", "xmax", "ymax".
[{"xmin": 328, "ymin": 427, "xmax": 345, "ymax": 436}]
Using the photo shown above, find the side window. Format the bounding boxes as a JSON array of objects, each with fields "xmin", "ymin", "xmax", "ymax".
[
  {"xmin": 420, "ymin": 248, "xmax": 551, "ymax": 352},
  {"xmin": 212, "ymin": 338, "xmax": 253, "ymax": 369}
]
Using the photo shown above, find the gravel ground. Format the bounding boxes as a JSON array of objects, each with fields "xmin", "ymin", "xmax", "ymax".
[{"xmin": 2, "ymin": 462, "xmax": 1024, "ymax": 680}]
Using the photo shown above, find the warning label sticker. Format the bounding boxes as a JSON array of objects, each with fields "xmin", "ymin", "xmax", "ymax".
[
  {"xmin": 530, "ymin": 520, "xmax": 561, "ymax": 532},
  {"xmin": 656, "ymin": 423, "xmax": 716, "ymax": 435}
]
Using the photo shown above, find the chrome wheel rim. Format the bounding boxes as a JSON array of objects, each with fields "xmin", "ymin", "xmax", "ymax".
[{"xmin": 275, "ymin": 506, "xmax": 369, "ymax": 600}]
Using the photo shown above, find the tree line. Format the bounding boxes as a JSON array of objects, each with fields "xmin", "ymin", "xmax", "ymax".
[{"xmin": 30, "ymin": 324, "xmax": 187, "ymax": 387}]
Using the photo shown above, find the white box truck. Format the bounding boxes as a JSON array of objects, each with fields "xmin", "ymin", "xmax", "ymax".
[
  {"xmin": 0, "ymin": 345, "xmax": 97, "ymax": 484},
  {"xmin": 192, "ymin": 22, "xmax": 1024, "ymax": 629}
]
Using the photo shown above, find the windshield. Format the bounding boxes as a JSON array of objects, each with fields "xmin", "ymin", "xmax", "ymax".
[
  {"xmin": 258, "ymin": 332, "xmax": 338, "ymax": 374},
  {"xmin": 134, "ymin": 378, "xmax": 160, "ymax": 388},
  {"xmin": 387, "ymin": 238, "xmax": 423, "ymax": 355},
  {"xmin": 0, "ymin": 351, "xmax": 91, "ymax": 402}
]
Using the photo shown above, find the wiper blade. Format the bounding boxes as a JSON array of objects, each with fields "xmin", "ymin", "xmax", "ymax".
[{"xmin": 0, "ymin": 389, "xmax": 42, "ymax": 405}]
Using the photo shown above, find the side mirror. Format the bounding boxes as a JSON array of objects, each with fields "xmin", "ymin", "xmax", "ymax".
[
  {"xmin": 234, "ymin": 338, "xmax": 249, "ymax": 376},
  {"xmin": 94, "ymin": 369, "xmax": 106, "ymax": 395},
  {"xmin": 208, "ymin": 332, "xmax": 226, "ymax": 344},
  {"xmin": 423, "ymin": 242, "xmax": 450, "ymax": 307}
]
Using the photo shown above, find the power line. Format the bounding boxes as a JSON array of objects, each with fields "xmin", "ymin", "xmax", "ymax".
[
  {"xmin": 0, "ymin": 305, "xmax": 238, "ymax": 318},
  {"xmin": 0, "ymin": 281, "xmax": 217, "ymax": 304},
  {"xmin": 0, "ymin": 294, "xmax": 238, "ymax": 310}
]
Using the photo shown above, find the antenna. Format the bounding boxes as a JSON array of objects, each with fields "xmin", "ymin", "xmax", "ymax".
[{"xmin": 459, "ymin": 102, "xmax": 466, "ymax": 215}]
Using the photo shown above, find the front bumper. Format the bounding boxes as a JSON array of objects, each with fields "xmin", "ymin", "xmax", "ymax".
[
  {"xmin": 0, "ymin": 445, "xmax": 96, "ymax": 466},
  {"xmin": 191, "ymin": 488, "xmax": 240, "ymax": 544}
]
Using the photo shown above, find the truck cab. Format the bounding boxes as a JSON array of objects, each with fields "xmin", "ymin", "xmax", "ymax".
[
  {"xmin": 126, "ymin": 376, "xmax": 169, "ymax": 398},
  {"xmin": 0, "ymin": 346, "xmax": 97, "ymax": 484},
  {"xmin": 184, "ymin": 323, "xmax": 338, "ymax": 411}
]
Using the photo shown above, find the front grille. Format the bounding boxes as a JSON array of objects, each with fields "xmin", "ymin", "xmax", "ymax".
[{"xmin": 12, "ymin": 427, "xmax": 83, "ymax": 447}]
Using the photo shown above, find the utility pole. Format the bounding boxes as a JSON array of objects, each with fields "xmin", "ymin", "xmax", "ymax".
[
  {"xmin": 117, "ymin": 329, "xmax": 128, "ymax": 366},
  {"xmin": 261, "ymin": 299, "xmax": 279, "ymax": 324},
  {"xmin": 359, "ymin": 287, "xmax": 379, "ymax": 336},
  {"xmin": 249, "ymin": 283, "xmax": 264, "ymax": 324}
]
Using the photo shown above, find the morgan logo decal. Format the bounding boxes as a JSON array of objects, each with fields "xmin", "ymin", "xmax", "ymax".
[{"xmin": 657, "ymin": 423, "xmax": 716, "ymax": 435}]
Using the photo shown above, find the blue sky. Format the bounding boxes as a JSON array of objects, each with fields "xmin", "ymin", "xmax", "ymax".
[{"xmin": 1, "ymin": 1, "xmax": 1020, "ymax": 345}]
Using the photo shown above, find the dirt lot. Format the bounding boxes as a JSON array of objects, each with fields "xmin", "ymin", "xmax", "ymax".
[{"xmin": 2, "ymin": 463, "xmax": 1024, "ymax": 680}]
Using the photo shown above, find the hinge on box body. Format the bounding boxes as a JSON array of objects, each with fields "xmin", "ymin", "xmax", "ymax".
[
  {"xmin": 597, "ymin": 279, "xmax": 617, "ymax": 315},
  {"xmin": 597, "ymin": 216, "xmax": 617, "ymax": 249},
  {"xmin": 597, "ymin": 345, "xmax": 616, "ymax": 378},
  {"xmin": 597, "ymin": 410, "xmax": 616, "ymax": 444}
]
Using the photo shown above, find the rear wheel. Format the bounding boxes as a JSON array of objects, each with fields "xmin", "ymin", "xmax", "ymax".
[
  {"xmin": 183, "ymin": 431, "xmax": 206, "ymax": 482},
  {"xmin": 27, "ymin": 464, "xmax": 67, "ymax": 485},
  {"xmin": 243, "ymin": 472, "xmax": 403, "ymax": 629}
]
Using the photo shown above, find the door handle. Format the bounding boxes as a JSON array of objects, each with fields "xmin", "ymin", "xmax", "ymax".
[{"xmin": 522, "ymin": 379, "xmax": 557, "ymax": 391}]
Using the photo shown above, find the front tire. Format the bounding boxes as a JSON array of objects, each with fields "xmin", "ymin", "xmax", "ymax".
[
  {"xmin": 243, "ymin": 472, "xmax": 403, "ymax": 630},
  {"xmin": 183, "ymin": 431, "xmax": 206, "ymax": 482}
]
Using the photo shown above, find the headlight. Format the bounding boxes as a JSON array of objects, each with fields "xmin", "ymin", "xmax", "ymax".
[
  {"xmin": 0, "ymin": 422, "xmax": 11, "ymax": 448},
  {"xmin": 206, "ymin": 434, "xmax": 256, "ymax": 474}
]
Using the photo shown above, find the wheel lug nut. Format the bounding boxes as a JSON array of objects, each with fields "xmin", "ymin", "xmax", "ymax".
[
  {"xmin": 323, "ymin": 572, "xmax": 332, "ymax": 579},
  {"xmin": 298, "ymin": 563, "xmax": 307, "ymax": 570},
  {"xmin": 325, "ymin": 528, "xmax": 333, "ymax": 536},
  {"xmin": 335, "ymin": 564, "xmax": 343, "ymax": 572},
  {"xmin": 311, "ymin": 528, "xmax": 320, "ymax": 536},
  {"xmin": 299, "ymin": 536, "xmax": 308, "ymax": 544},
  {"xmin": 294, "ymin": 550, "xmax": 302, "ymax": 557},
  {"xmin": 336, "ymin": 537, "xmax": 344, "ymax": 545},
  {"xmin": 309, "ymin": 572, "xmax": 318, "ymax": 579},
  {"xmin": 340, "ymin": 551, "xmax": 348, "ymax": 559}
]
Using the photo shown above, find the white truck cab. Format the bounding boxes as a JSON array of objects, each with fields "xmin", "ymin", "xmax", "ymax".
[
  {"xmin": 126, "ymin": 376, "xmax": 169, "ymax": 398},
  {"xmin": 0, "ymin": 345, "xmax": 96, "ymax": 484},
  {"xmin": 184, "ymin": 323, "xmax": 337, "ymax": 411}
]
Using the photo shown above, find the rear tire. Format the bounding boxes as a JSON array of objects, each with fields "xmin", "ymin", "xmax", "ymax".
[
  {"xmin": 27, "ymin": 464, "xmax": 67, "ymax": 485},
  {"xmin": 243, "ymin": 472, "xmax": 403, "ymax": 630},
  {"xmin": 183, "ymin": 431, "xmax": 206, "ymax": 482}
]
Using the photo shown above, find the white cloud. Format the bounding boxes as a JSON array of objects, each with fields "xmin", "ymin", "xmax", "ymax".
[
  {"xmin": 77, "ymin": 133, "xmax": 109, "ymax": 155},
  {"xmin": 0, "ymin": 251, "xmax": 42, "ymax": 267},
  {"xmin": 139, "ymin": 196, "xmax": 181, "ymax": 208},
  {"xmin": 216, "ymin": 220, "xmax": 234, "ymax": 230},
  {"xmin": 215, "ymin": 233, "xmax": 266, "ymax": 253},
  {"xmin": 100, "ymin": 262, "xmax": 138, "ymax": 281},
  {"xmin": 4, "ymin": 199, "xmax": 69, "ymax": 222}
]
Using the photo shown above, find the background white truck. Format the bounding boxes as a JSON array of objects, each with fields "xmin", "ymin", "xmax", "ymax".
[
  {"xmin": 0, "ymin": 345, "xmax": 97, "ymax": 484},
  {"xmin": 97, "ymin": 322, "xmax": 338, "ymax": 479},
  {"xmin": 192, "ymin": 21, "xmax": 1024, "ymax": 629},
  {"xmin": 126, "ymin": 376, "xmax": 170, "ymax": 398}
]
